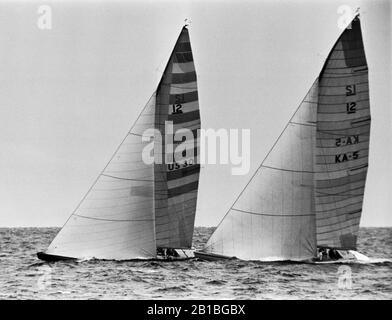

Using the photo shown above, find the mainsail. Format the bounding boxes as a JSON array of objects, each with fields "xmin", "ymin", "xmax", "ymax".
[
  {"xmin": 154, "ymin": 27, "xmax": 200, "ymax": 249},
  {"xmin": 315, "ymin": 16, "xmax": 370, "ymax": 250},
  {"xmin": 42, "ymin": 26, "xmax": 200, "ymax": 260},
  {"xmin": 201, "ymin": 14, "xmax": 369, "ymax": 261}
]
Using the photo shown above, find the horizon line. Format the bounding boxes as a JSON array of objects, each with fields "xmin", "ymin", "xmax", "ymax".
[{"xmin": 0, "ymin": 224, "xmax": 391, "ymax": 228}]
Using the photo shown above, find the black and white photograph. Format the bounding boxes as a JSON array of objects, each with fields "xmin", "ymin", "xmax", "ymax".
[{"xmin": 0, "ymin": 0, "xmax": 391, "ymax": 304}]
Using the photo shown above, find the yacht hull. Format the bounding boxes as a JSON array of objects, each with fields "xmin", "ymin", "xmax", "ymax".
[
  {"xmin": 37, "ymin": 252, "xmax": 77, "ymax": 262},
  {"xmin": 194, "ymin": 251, "xmax": 234, "ymax": 261},
  {"xmin": 37, "ymin": 248, "xmax": 196, "ymax": 262}
]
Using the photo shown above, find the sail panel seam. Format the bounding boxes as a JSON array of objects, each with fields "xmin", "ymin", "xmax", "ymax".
[{"xmin": 232, "ymin": 208, "xmax": 314, "ymax": 217}]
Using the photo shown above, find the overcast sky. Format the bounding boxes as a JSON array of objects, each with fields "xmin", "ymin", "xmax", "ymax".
[{"xmin": 0, "ymin": 0, "xmax": 390, "ymax": 227}]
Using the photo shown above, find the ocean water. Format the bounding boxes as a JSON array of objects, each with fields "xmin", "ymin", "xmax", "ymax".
[{"xmin": 0, "ymin": 227, "xmax": 391, "ymax": 300}]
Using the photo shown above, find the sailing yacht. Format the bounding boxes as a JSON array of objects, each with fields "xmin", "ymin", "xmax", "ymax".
[
  {"xmin": 195, "ymin": 14, "xmax": 371, "ymax": 263},
  {"xmin": 37, "ymin": 25, "xmax": 201, "ymax": 261}
]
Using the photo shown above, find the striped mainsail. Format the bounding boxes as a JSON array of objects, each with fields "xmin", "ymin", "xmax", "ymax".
[
  {"xmin": 43, "ymin": 26, "xmax": 199, "ymax": 260},
  {"xmin": 315, "ymin": 16, "xmax": 370, "ymax": 250},
  {"xmin": 201, "ymin": 14, "xmax": 369, "ymax": 260},
  {"xmin": 155, "ymin": 27, "xmax": 200, "ymax": 249}
]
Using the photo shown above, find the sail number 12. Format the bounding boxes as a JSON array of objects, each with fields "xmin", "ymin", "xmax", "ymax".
[
  {"xmin": 172, "ymin": 94, "xmax": 184, "ymax": 114},
  {"xmin": 346, "ymin": 102, "xmax": 356, "ymax": 114}
]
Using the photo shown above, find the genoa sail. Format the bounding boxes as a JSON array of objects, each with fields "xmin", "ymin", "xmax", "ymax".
[
  {"xmin": 46, "ymin": 95, "xmax": 157, "ymax": 260},
  {"xmin": 200, "ymin": 14, "xmax": 369, "ymax": 261},
  {"xmin": 202, "ymin": 82, "xmax": 319, "ymax": 261},
  {"xmin": 315, "ymin": 16, "xmax": 370, "ymax": 250},
  {"xmin": 41, "ymin": 26, "xmax": 199, "ymax": 260}
]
